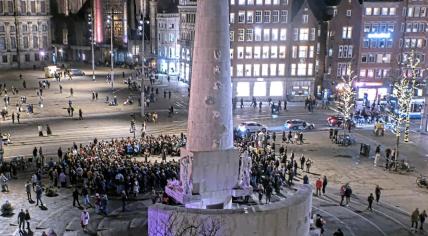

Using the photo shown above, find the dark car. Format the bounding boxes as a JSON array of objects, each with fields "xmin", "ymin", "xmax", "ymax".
[{"xmin": 327, "ymin": 115, "xmax": 355, "ymax": 128}]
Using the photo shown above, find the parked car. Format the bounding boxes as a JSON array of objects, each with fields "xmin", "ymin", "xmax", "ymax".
[
  {"xmin": 237, "ymin": 122, "xmax": 267, "ymax": 134},
  {"xmin": 284, "ymin": 119, "xmax": 315, "ymax": 130}
]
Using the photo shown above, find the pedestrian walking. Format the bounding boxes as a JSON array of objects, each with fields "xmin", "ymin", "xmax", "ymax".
[
  {"xmin": 322, "ymin": 176, "xmax": 328, "ymax": 195},
  {"xmin": 305, "ymin": 158, "xmax": 312, "ymax": 173},
  {"xmin": 168, "ymin": 90, "xmax": 171, "ymax": 99},
  {"xmin": 339, "ymin": 184, "xmax": 346, "ymax": 206},
  {"xmin": 11, "ymin": 112, "xmax": 15, "ymax": 123},
  {"xmin": 23, "ymin": 80, "xmax": 26, "ymax": 89},
  {"xmin": 420, "ymin": 210, "xmax": 427, "ymax": 231},
  {"xmin": 367, "ymin": 193, "xmax": 374, "ymax": 211},
  {"xmin": 412, "ymin": 208, "xmax": 420, "ymax": 232},
  {"xmin": 70, "ymin": 87, "xmax": 74, "ymax": 96},
  {"xmin": 38, "ymin": 125, "xmax": 43, "ymax": 136},
  {"xmin": 315, "ymin": 178, "xmax": 322, "ymax": 196},
  {"xmin": 25, "ymin": 209, "xmax": 31, "ymax": 232},
  {"xmin": 303, "ymin": 175, "xmax": 309, "ymax": 184},
  {"xmin": 79, "ymin": 109, "xmax": 83, "ymax": 120},
  {"xmin": 344, "ymin": 184, "xmax": 352, "ymax": 206},
  {"xmin": 59, "ymin": 84, "xmax": 63, "ymax": 94},
  {"xmin": 375, "ymin": 185, "xmax": 382, "ymax": 203},
  {"xmin": 46, "ymin": 124, "xmax": 52, "ymax": 135},
  {"xmin": 82, "ymin": 186, "xmax": 91, "ymax": 207},
  {"xmin": 257, "ymin": 183, "xmax": 264, "ymax": 204},
  {"xmin": 18, "ymin": 209, "xmax": 26, "ymax": 231},
  {"xmin": 80, "ymin": 209, "xmax": 90, "ymax": 232},
  {"xmin": 17, "ymin": 112, "xmax": 20, "ymax": 123}
]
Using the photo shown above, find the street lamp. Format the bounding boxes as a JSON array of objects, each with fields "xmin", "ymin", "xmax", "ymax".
[
  {"xmin": 138, "ymin": 14, "xmax": 146, "ymax": 117},
  {"xmin": 88, "ymin": 11, "xmax": 96, "ymax": 80},
  {"xmin": 106, "ymin": 11, "xmax": 114, "ymax": 91}
]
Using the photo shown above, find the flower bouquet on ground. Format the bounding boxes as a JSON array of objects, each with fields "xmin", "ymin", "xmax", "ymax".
[
  {"xmin": 1, "ymin": 200, "xmax": 14, "ymax": 216},
  {"xmin": 45, "ymin": 186, "xmax": 59, "ymax": 197}
]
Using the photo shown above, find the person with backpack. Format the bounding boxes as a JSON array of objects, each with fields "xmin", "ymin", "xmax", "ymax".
[{"xmin": 367, "ymin": 193, "xmax": 374, "ymax": 211}]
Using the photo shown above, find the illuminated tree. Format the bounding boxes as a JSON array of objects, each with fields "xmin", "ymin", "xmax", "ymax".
[
  {"xmin": 336, "ymin": 74, "xmax": 357, "ymax": 132},
  {"xmin": 387, "ymin": 50, "xmax": 420, "ymax": 168}
]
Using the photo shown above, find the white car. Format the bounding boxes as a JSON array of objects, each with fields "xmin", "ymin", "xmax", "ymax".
[
  {"xmin": 237, "ymin": 122, "xmax": 267, "ymax": 134},
  {"xmin": 284, "ymin": 119, "xmax": 315, "ymax": 131},
  {"xmin": 69, "ymin": 69, "xmax": 85, "ymax": 76}
]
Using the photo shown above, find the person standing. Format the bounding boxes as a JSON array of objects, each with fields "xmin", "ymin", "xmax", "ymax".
[
  {"xmin": 375, "ymin": 185, "xmax": 382, "ymax": 203},
  {"xmin": 315, "ymin": 178, "xmax": 322, "ymax": 197},
  {"xmin": 257, "ymin": 183, "xmax": 264, "ymax": 204},
  {"xmin": 305, "ymin": 158, "xmax": 312, "ymax": 173},
  {"xmin": 121, "ymin": 190, "xmax": 127, "ymax": 212},
  {"xmin": 367, "ymin": 193, "xmax": 374, "ymax": 211},
  {"xmin": 25, "ymin": 181, "xmax": 32, "ymax": 202},
  {"xmin": 411, "ymin": 208, "xmax": 420, "ymax": 232},
  {"xmin": 25, "ymin": 209, "xmax": 31, "ymax": 232},
  {"xmin": 17, "ymin": 209, "xmax": 26, "ymax": 231},
  {"xmin": 82, "ymin": 186, "xmax": 91, "ymax": 207},
  {"xmin": 300, "ymin": 154, "xmax": 305, "ymax": 170},
  {"xmin": 80, "ymin": 209, "xmax": 90, "ymax": 232},
  {"xmin": 322, "ymin": 176, "xmax": 328, "ymax": 195},
  {"xmin": 73, "ymin": 188, "xmax": 82, "ymax": 207},
  {"xmin": 345, "ymin": 184, "xmax": 352, "ymax": 206},
  {"xmin": 11, "ymin": 112, "xmax": 15, "ymax": 123},
  {"xmin": 17, "ymin": 112, "xmax": 20, "ymax": 123},
  {"xmin": 35, "ymin": 184, "xmax": 44, "ymax": 206},
  {"xmin": 420, "ymin": 210, "xmax": 427, "ymax": 231},
  {"xmin": 79, "ymin": 109, "xmax": 83, "ymax": 120},
  {"xmin": 70, "ymin": 87, "xmax": 74, "ymax": 96}
]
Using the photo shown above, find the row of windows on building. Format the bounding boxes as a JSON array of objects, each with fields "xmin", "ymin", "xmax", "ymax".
[
  {"xmin": 0, "ymin": 0, "xmax": 47, "ymax": 14},
  {"xmin": 0, "ymin": 23, "xmax": 48, "ymax": 33},
  {"xmin": 403, "ymin": 6, "xmax": 428, "ymax": 18},
  {"xmin": 231, "ymin": 0, "xmax": 287, "ymax": 6},
  {"xmin": 230, "ymin": 10, "xmax": 288, "ymax": 24},
  {"xmin": 365, "ymin": 7, "xmax": 397, "ymax": 16},
  {"xmin": 0, "ymin": 35, "xmax": 48, "ymax": 50},
  {"xmin": 400, "ymin": 38, "xmax": 427, "ymax": 48},
  {"xmin": 359, "ymin": 68, "xmax": 390, "ymax": 78},
  {"xmin": 362, "ymin": 38, "xmax": 394, "ymax": 48},
  {"xmin": 234, "ymin": 45, "xmax": 287, "ymax": 59},
  {"xmin": 0, "ymin": 52, "xmax": 47, "ymax": 64},
  {"xmin": 231, "ymin": 28, "xmax": 288, "ymax": 42},
  {"xmin": 403, "ymin": 22, "xmax": 428, "ymax": 33},
  {"xmin": 234, "ymin": 62, "xmax": 315, "ymax": 77},
  {"xmin": 361, "ymin": 53, "xmax": 391, "ymax": 64}
]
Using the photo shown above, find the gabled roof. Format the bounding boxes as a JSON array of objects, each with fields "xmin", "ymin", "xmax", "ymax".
[{"xmin": 292, "ymin": 0, "xmax": 331, "ymax": 22}]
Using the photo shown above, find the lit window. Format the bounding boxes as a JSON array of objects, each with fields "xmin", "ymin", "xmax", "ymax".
[
  {"xmin": 309, "ymin": 46, "xmax": 314, "ymax": 58},
  {"xmin": 245, "ymin": 46, "xmax": 253, "ymax": 58},
  {"xmin": 255, "ymin": 28, "xmax": 262, "ymax": 41},
  {"xmin": 373, "ymin": 7, "xmax": 380, "ymax": 15},
  {"xmin": 263, "ymin": 28, "xmax": 270, "ymax": 41},
  {"xmin": 290, "ymin": 64, "xmax": 296, "ymax": 76},
  {"xmin": 272, "ymin": 0, "xmax": 280, "ymax": 5},
  {"xmin": 237, "ymin": 47, "xmax": 244, "ymax": 59},
  {"xmin": 272, "ymin": 11, "xmax": 279, "ymax": 23},
  {"xmin": 346, "ymin": 10, "xmax": 352, "ymax": 16},
  {"xmin": 239, "ymin": 0, "xmax": 245, "ymax": 5},
  {"xmin": 307, "ymin": 63, "xmax": 313, "ymax": 76},
  {"xmin": 255, "ymin": 11, "xmax": 262, "ymax": 23},
  {"xmin": 278, "ymin": 64, "xmax": 285, "ymax": 76},
  {"xmin": 263, "ymin": 11, "xmax": 271, "ymax": 23},
  {"xmin": 359, "ymin": 69, "xmax": 366, "ymax": 77},
  {"xmin": 389, "ymin": 8, "xmax": 396, "ymax": 15},
  {"xmin": 265, "ymin": 0, "xmax": 271, "ymax": 5},
  {"xmin": 230, "ymin": 31, "xmax": 234, "ymax": 41},
  {"xmin": 299, "ymin": 28, "xmax": 309, "ymax": 41},
  {"xmin": 254, "ymin": 46, "xmax": 261, "ymax": 58},
  {"xmin": 303, "ymin": 15, "xmax": 308, "ymax": 23},
  {"xmin": 270, "ymin": 64, "xmax": 277, "ymax": 76},
  {"xmin": 247, "ymin": 0, "xmax": 254, "ymax": 4},
  {"xmin": 236, "ymin": 82, "xmax": 250, "ymax": 97},
  {"xmin": 292, "ymin": 46, "xmax": 297, "ymax": 58},
  {"xmin": 247, "ymin": 11, "xmax": 254, "ymax": 23},
  {"xmin": 279, "ymin": 46, "xmax": 286, "ymax": 58},
  {"xmin": 236, "ymin": 64, "xmax": 244, "ymax": 76},
  {"xmin": 261, "ymin": 64, "xmax": 269, "ymax": 76},
  {"xmin": 270, "ymin": 81, "xmax": 283, "ymax": 96},
  {"xmin": 246, "ymin": 29, "xmax": 253, "ymax": 41},
  {"xmin": 365, "ymin": 7, "xmax": 372, "ymax": 15},
  {"xmin": 262, "ymin": 46, "xmax": 269, "ymax": 58},
  {"xmin": 271, "ymin": 28, "xmax": 278, "ymax": 41},
  {"xmin": 297, "ymin": 63, "xmax": 307, "ymax": 76},
  {"xmin": 280, "ymin": 10, "xmax": 288, "ymax": 23},
  {"xmin": 238, "ymin": 29, "xmax": 245, "ymax": 41},
  {"xmin": 271, "ymin": 46, "xmax": 278, "ymax": 58},
  {"xmin": 280, "ymin": 28, "xmax": 287, "ymax": 41},
  {"xmin": 253, "ymin": 82, "xmax": 266, "ymax": 97},
  {"xmin": 298, "ymin": 46, "xmax": 307, "ymax": 58},
  {"xmin": 381, "ymin": 8, "xmax": 388, "ymax": 16},
  {"xmin": 238, "ymin": 11, "xmax": 245, "ymax": 23},
  {"xmin": 245, "ymin": 64, "xmax": 252, "ymax": 76},
  {"xmin": 253, "ymin": 64, "xmax": 260, "ymax": 76},
  {"xmin": 342, "ymin": 26, "xmax": 352, "ymax": 39}
]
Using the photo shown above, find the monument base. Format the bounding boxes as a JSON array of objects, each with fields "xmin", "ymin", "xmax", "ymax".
[{"xmin": 166, "ymin": 148, "xmax": 240, "ymax": 209}]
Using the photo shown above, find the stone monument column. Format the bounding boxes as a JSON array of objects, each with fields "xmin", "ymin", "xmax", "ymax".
[
  {"xmin": 149, "ymin": 0, "xmax": 158, "ymax": 55},
  {"xmin": 170, "ymin": 0, "xmax": 239, "ymax": 208}
]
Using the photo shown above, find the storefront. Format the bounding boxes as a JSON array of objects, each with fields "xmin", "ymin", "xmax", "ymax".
[
  {"xmin": 356, "ymin": 82, "xmax": 388, "ymax": 106},
  {"xmin": 234, "ymin": 79, "xmax": 285, "ymax": 100}
]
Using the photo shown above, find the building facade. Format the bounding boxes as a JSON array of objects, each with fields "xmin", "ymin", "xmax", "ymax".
[
  {"xmin": 325, "ymin": 0, "xmax": 362, "ymax": 98},
  {"xmin": 156, "ymin": 12, "xmax": 179, "ymax": 75},
  {"xmin": 0, "ymin": 0, "xmax": 51, "ymax": 69},
  {"xmin": 177, "ymin": 0, "xmax": 196, "ymax": 82}
]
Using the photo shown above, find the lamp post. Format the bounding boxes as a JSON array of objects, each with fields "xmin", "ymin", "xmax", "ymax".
[
  {"xmin": 88, "ymin": 11, "xmax": 96, "ymax": 80},
  {"xmin": 106, "ymin": 11, "xmax": 114, "ymax": 92},
  {"xmin": 138, "ymin": 14, "xmax": 145, "ymax": 117}
]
